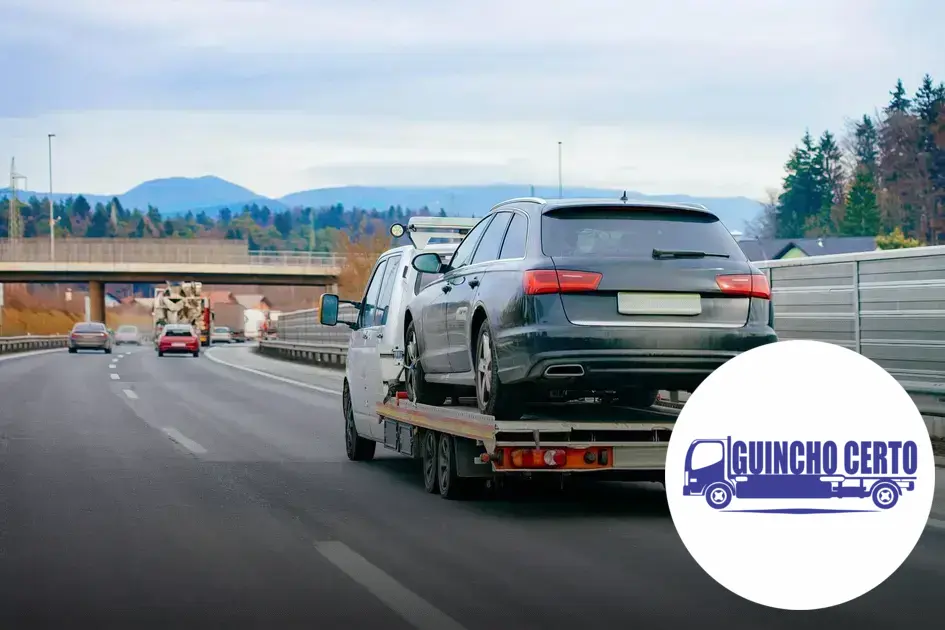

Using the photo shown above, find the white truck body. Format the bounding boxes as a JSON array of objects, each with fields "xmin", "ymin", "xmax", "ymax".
[{"xmin": 244, "ymin": 309, "xmax": 266, "ymax": 339}]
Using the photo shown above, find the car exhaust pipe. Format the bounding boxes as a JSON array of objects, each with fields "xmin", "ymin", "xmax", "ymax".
[{"xmin": 544, "ymin": 364, "xmax": 585, "ymax": 378}]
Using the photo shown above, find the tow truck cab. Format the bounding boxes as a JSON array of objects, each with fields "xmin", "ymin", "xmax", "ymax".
[{"xmin": 318, "ymin": 216, "xmax": 480, "ymax": 442}]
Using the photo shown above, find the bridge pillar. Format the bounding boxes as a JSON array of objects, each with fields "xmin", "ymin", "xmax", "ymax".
[{"xmin": 88, "ymin": 281, "xmax": 106, "ymax": 324}]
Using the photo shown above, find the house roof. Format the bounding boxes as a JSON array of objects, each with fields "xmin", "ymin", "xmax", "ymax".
[
  {"xmin": 737, "ymin": 237, "xmax": 878, "ymax": 261},
  {"xmin": 207, "ymin": 290, "xmax": 235, "ymax": 305},
  {"xmin": 233, "ymin": 294, "xmax": 270, "ymax": 309}
]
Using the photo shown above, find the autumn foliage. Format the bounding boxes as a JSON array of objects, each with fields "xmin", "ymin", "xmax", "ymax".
[
  {"xmin": 333, "ymin": 220, "xmax": 395, "ymax": 300},
  {"xmin": 0, "ymin": 284, "xmax": 153, "ymax": 336}
]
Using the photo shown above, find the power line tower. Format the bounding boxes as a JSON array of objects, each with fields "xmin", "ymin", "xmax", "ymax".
[{"xmin": 8, "ymin": 157, "xmax": 28, "ymax": 240}]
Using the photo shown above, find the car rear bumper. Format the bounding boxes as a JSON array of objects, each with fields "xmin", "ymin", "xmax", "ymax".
[
  {"xmin": 159, "ymin": 346, "xmax": 199, "ymax": 354},
  {"xmin": 70, "ymin": 341, "xmax": 110, "ymax": 349},
  {"xmin": 497, "ymin": 324, "xmax": 777, "ymax": 392}
]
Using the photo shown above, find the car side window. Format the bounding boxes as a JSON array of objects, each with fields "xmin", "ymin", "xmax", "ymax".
[
  {"xmin": 374, "ymin": 253, "xmax": 403, "ymax": 327},
  {"xmin": 359, "ymin": 258, "xmax": 389, "ymax": 329},
  {"xmin": 471, "ymin": 212, "xmax": 513, "ymax": 265},
  {"xmin": 499, "ymin": 213, "xmax": 527, "ymax": 259},
  {"xmin": 448, "ymin": 215, "xmax": 494, "ymax": 270}
]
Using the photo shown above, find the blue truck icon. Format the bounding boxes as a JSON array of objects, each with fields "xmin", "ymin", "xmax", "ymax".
[{"xmin": 683, "ymin": 437, "xmax": 918, "ymax": 512}]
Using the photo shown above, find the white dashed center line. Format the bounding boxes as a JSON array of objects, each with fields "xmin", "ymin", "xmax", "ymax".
[{"xmin": 122, "ymin": 389, "xmax": 138, "ymax": 399}]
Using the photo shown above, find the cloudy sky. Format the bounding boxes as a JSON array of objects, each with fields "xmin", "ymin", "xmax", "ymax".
[{"xmin": 1, "ymin": 0, "xmax": 943, "ymax": 199}]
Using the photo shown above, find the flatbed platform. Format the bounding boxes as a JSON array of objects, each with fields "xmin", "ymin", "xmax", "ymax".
[{"xmin": 375, "ymin": 397, "xmax": 676, "ymax": 476}]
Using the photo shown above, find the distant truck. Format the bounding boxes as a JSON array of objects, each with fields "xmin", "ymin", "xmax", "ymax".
[
  {"xmin": 152, "ymin": 282, "xmax": 211, "ymax": 346},
  {"xmin": 212, "ymin": 302, "xmax": 247, "ymax": 342},
  {"xmin": 244, "ymin": 308, "xmax": 266, "ymax": 340}
]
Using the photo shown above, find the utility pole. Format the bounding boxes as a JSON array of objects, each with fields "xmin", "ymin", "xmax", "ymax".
[
  {"xmin": 9, "ymin": 158, "xmax": 27, "ymax": 240},
  {"xmin": 48, "ymin": 134, "xmax": 56, "ymax": 260},
  {"xmin": 557, "ymin": 141, "xmax": 563, "ymax": 198}
]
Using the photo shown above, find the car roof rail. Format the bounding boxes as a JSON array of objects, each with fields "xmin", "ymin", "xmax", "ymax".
[
  {"xmin": 490, "ymin": 197, "xmax": 546, "ymax": 211},
  {"xmin": 405, "ymin": 216, "xmax": 480, "ymax": 250}
]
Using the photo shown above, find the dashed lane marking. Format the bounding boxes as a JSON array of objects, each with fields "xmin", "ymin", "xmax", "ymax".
[
  {"xmin": 161, "ymin": 427, "xmax": 207, "ymax": 455},
  {"xmin": 123, "ymin": 389, "xmax": 138, "ymax": 399},
  {"xmin": 314, "ymin": 540, "xmax": 467, "ymax": 630}
]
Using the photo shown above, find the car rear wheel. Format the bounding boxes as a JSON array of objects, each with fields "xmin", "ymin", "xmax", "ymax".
[
  {"xmin": 475, "ymin": 320, "xmax": 523, "ymax": 420},
  {"xmin": 404, "ymin": 321, "xmax": 448, "ymax": 406}
]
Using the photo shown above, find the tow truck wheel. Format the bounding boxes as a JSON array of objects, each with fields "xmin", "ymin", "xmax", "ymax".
[
  {"xmin": 705, "ymin": 482, "xmax": 733, "ymax": 510},
  {"xmin": 343, "ymin": 382, "xmax": 376, "ymax": 462},
  {"xmin": 871, "ymin": 481, "xmax": 899, "ymax": 510},
  {"xmin": 405, "ymin": 321, "xmax": 448, "ymax": 405},
  {"xmin": 421, "ymin": 430, "xmax": 438, "ymax": 493},
  {"xmin": 437, "ymin": 433, "xmax": 467, "ymax": 500}
]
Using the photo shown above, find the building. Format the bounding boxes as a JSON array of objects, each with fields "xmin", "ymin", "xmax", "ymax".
[
  {"xmin": 736, "ymin": 237, "xmax": 879, "ymax": 262},
  {"xmin": 233, "ymin": 294, "xmax": 273, "ymax": 311}
]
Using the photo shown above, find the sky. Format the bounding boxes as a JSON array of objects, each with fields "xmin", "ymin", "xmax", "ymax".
[{"xmin": 1, "ymin": 0, "xmax": 943, "ymax": 200}]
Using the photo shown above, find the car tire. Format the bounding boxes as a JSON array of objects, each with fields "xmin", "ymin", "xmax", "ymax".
[
  {"xmin": 68, "ymin": 347, "xmax": 77, "ymax": 354},
  {"xmin": 105, "ymin": 348, "xmax": 112, "ymax": 354},
  {"xmin": 193, "ymin": 351, "xmax": 199, "ymax": 358},
  {"xmin": 158, "ymin": 351, "xmax": 164, "ymax": 357},
  {"xmin": 436, "ymin": 433, "xmax": 468, "ymax": 500},
  {"xmin": 344, "ymin": 381, "xmax": 376, "ymax": 461},
  {"xmin": 474, "ymin": 320, "xmax": 523, "ymax": 420},
  {"xmin": 404, "ymin": 320, "xmax": 448, "ymax": 406}
]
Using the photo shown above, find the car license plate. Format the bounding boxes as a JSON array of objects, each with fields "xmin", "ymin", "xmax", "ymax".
[
  {"xmin": 173, "ymin": 342, "xmax": 186, "ymax": 347},
  {"xmin": 617, "ymin": 292, "xmax": 702, "ymax": 316}
]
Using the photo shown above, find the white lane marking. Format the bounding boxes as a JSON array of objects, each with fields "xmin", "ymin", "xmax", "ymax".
[
  {"xmin": 161, "ymin": 427, "xmax": 207, "ymax": 455},
  {"xmin": 929, "ymin": 518, "xmax": 945, "ymax": 531},
  {"xmin": 205, "ymin": 349, "xmax": 341, "ymax": 396},
  {"xmin": 0, "ymin": 347, "xmax": 66, "ymax": 363},
  {"xmin": 109, "ymin": 364, "xmax": 117, "ymax": 369},
  {"xmin": 123, "ymin": 389, "xmax": 138, "ymax": 399},
  {"xmin": 110, "ymin": 373, "xmax": 120, "ymax": 380},
  {"xmin": 314, "ymin": 541, "xmax": 467, "ymax": 630}
]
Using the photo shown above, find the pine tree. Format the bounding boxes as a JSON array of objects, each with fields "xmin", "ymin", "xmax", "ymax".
[
  {"xmin": 842, "ymin": 169, "xmax": 880, "ymax": 236},
  {"xmin": 777, "ymin": 131, "xmax": 825, "ymax": 238}
]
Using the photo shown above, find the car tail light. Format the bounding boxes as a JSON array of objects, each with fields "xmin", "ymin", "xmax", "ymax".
[
  {"xmin": 509, "ymin": 448, "xmax": 567, "ymax": 468},
  {"xmin": 523, "ymin": 270, "xmax": 602, "ymax": 295},
  {"xmin": 716, "ymin": 274, "xmax": 771, "ymax": 300}
]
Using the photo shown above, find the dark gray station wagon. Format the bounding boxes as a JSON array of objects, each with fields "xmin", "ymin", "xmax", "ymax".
[{"xmin": 404, "ymin": 196, "xmax": 778, "ymax": 420}]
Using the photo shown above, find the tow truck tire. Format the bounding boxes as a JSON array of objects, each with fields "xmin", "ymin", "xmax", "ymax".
[
  {"xmin": 474, "ymin": 320, "xmax": 523, "ymax": 420},
  {"xmin": 405, "ymin": 321, "xmax": 448, "ymax": 405},
  {"xmin": 421, "ymin": 430, "xmax": 438, "ymax": 493},
  {"xmin": 705, "ymin": 482, "xmax": 733, "ymax": 510},
  {"xmin": 871, "ymin": 481, "xmax": 899, "ymax": 509},
  {"xmin": 437, "ymin": 433, "xmax": 467, "ymax": 499},
  {"xmin": 344, "ymin": 381, "xmax": 376, "ymax": 461}
]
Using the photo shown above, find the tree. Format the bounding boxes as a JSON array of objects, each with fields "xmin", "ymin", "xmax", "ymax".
[
  {"xmin": 842, "ymin": 169, "xmax": 880, "ymax": 236},
  {"xmin": 333, "ymin": 219, "xmax": 393, "ymax": 299},
  {"xmin": 744, "ymin": 189, "xmax": 779, "ymax": 239},
  {"xmin": 777, "ymin": 131, "xmax": 824, "ymax": 238},
  {"xmin": 876, "ymin": 227, "xmax": 921, "ymax": 249}
]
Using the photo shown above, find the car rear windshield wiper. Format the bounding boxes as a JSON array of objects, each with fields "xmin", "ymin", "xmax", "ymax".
[{"xmin": 652, "ymin": 248, "xmax": 731, "ymax": 259}]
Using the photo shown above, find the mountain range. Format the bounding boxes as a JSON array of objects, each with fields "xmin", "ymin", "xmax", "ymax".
[{"xmin": 2, "ymin": 175, "xmax": 765, "ymax": 232}]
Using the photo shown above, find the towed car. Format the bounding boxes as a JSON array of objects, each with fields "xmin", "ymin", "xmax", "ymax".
[
  {"xmin": 403, "ymin": 196, "xmax": 778, "ymax": 420},
  {"xmin": 156, "ymin": 324, "xmax": 201, "ymax": 357}
]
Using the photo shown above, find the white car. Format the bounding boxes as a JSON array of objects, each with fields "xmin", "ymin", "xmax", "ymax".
[
  {"xmin": 318, "ymin": 216, "xmax": 479, "ymax": 446},
  {"xmin": 211, "ymin": 326, "xmax": 233, "ymax": 343},
  {"xmin": 114, "ymin": 325, "xmax": 141, "ymax": 345}
]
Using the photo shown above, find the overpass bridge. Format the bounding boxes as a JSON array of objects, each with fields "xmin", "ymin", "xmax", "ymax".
[{"xmin": 0, "ymin": 238, "xmax": 343, "ymax": 322}]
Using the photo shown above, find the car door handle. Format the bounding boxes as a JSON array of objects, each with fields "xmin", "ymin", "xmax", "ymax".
[
  {"xmin": 442, "ymin": 285, "xmax": 451, "ymax": 293},
  {"xmin": 376, "ymin": 332, "xmax": 384, "ymax": 340},
  {"xmin": 361, "ymin": 331, "xmax": 370, "ymax": 339},
  {"xmin": 468, "ymin": 279, "xmax": 480, "ymax": 288}
]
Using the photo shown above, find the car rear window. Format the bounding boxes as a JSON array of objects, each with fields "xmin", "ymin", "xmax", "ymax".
[
  {"xmin": 164, "ymin": 327, "xmax": 193, "ymax": 337},
  {"xmin": 74, "ymin": 323, "xmax": 105, "ymax": 333},
  {"xmin": 540, "ymin": 208, "xmax": 746, "ymax": 259},
  {"xmin": 214, "ymin": 327, "xmax": 229, "ymax": 333},
  {"xmin": 117, "ymin": 326, "xmax": 137, "ymax": 333}
]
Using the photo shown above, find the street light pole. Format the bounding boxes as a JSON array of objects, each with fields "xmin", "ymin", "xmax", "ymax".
[
  {"xmin": 557, "ymin": 141, "xmax": 563, "ymax": 198},
  {"xmin": 48, "ymin": 133, "xmax": 55, "ymax": 261}
]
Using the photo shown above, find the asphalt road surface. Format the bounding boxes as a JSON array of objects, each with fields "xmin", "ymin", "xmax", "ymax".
[{"xmin": 1, "ymin": 344, "xmax": 943, "ymax": 630}]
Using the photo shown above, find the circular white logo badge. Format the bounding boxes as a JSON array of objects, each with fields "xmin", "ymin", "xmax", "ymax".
[{"xmin": 665, "ymin": 339, "xmax": 936, "ymax": 610}]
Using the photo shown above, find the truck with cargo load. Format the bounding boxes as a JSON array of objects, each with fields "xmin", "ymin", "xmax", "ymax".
[
  {"xmin": 317, "ymin": 211, "xmax": 689, "ymax": 498},
  {"xmin": 151, "ymin": 282, "xmax": 211, "ymax": 346}
]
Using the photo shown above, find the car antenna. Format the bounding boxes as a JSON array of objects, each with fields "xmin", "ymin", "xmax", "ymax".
[{"xmin": 620, "ymin": 191, "xmax": 628, "ymax": 202}]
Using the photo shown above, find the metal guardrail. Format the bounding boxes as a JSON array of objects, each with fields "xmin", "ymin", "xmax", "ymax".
[
  {"xmin": 0, "ymin": 238, "xmax": 344, "ymax": 268},
  {"xmin": 0, "ymin": 335, "xmax": 68, "ymax": 354}
]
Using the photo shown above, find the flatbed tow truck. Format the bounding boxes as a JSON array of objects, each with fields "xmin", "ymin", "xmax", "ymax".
[{"xmin": 370, "ymin": 391, "xmax": 676, "ymax": 499}]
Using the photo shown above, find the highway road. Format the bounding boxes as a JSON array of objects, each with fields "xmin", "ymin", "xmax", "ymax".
[{"xmin": 1, "ymin": 345, "xmax": 943, "ymax": 630}]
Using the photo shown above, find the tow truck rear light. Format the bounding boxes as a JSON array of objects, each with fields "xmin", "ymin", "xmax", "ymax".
[
  {"xmin": 509, "ymin": 448, "xmax": 567, "ymax": 467},
  {"xmin": 716, "ymin": 273, "xmax": 771, "ymax": 300},
  {"xmin": 523, "ymin": 270, "xmax": 602, "ymax": 295}
]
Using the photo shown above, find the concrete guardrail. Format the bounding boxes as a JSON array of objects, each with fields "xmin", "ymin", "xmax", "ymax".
[{"xmin": 0, "ymin": 335, "xmax": 68, "ymax": 355}]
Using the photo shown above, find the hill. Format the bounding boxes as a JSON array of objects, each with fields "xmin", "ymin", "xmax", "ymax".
[{"xmin": 279, "ymin": 184, "xmax": 763, "ymax": 231}]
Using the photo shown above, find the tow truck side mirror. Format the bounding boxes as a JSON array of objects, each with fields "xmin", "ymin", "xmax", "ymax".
[
  {"xmin": 412, "ymin": 252, "xmax": 445, "ymax": 274},
  {"xmin": 319, "ymin": 293, "xmax": 340, "ymax": 326}
]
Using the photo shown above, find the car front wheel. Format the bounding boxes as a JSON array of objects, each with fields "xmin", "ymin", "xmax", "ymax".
[
  {"xmin": 474, "ymin": 320, "xmax": 523, "ymax": 420},
  {"xmin": 404, "ymin": 320, "xmax": 448, "ymax": 406}
]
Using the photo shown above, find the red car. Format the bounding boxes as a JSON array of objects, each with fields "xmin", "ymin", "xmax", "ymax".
[{"xmin": 156, "ymin": 324, "xmax": 201, "ymax": 358}]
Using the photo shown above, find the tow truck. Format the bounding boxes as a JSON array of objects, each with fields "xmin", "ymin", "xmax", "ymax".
[{"xmin": 319, "ymin": 214, "xmax": 676, "ymax": 499}]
